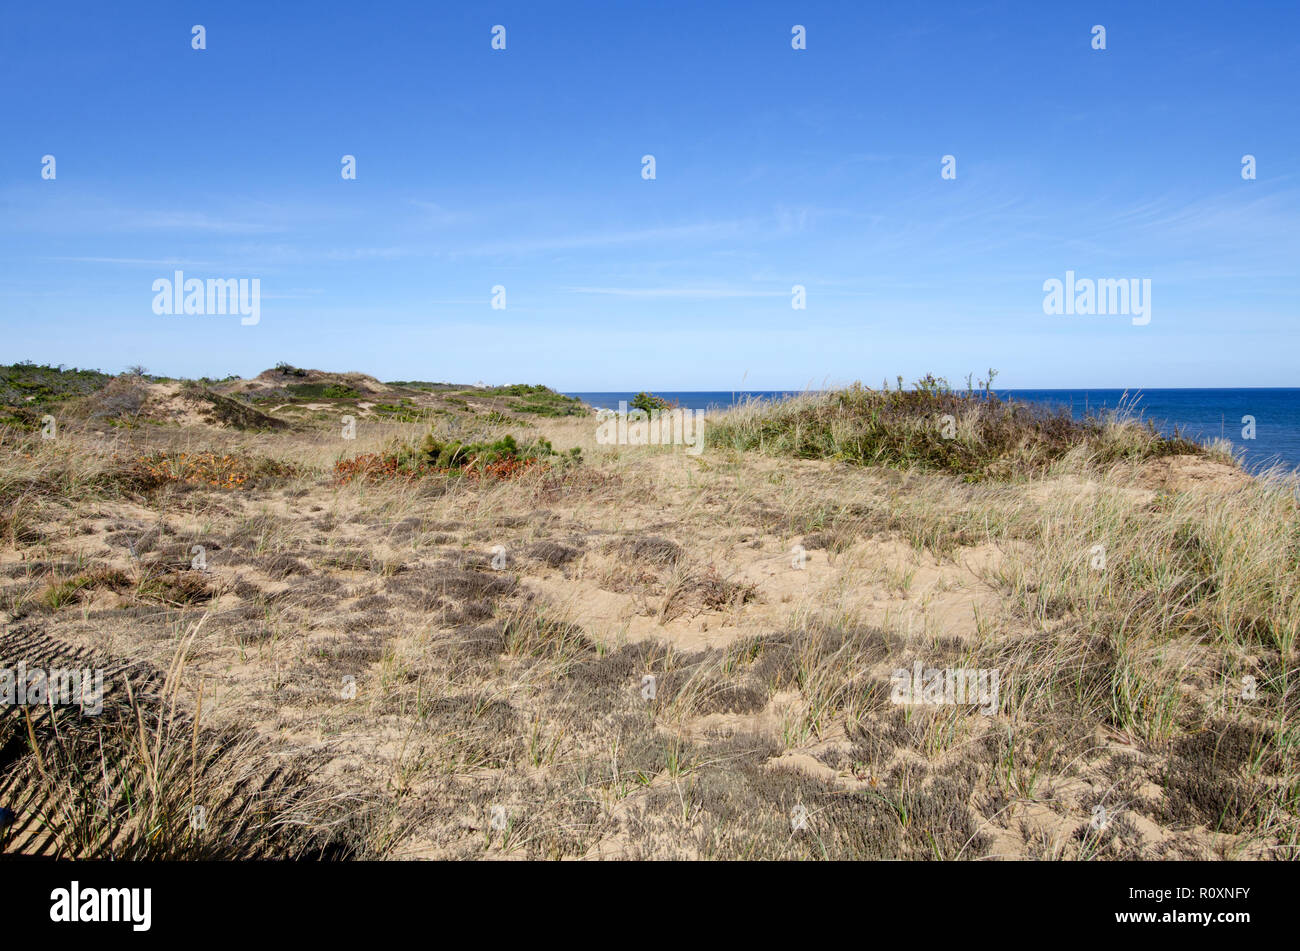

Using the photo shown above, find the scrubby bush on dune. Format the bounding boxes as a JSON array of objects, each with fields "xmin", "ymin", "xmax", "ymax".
[
  {"xmin": 477, "ymin": 384, "xmax": 586, "ymax": 417},
  {"xmin": 285, "ymin": 382, "xmax": 363, "ymax": 399},
  {"xmin": 123, "ymin": 450, "xmax": 298, "ymax": 490},
  {"xmin": 707, "ymin": 377, "xmax": 1211, "ymax": 480},
  {"xmin": 0, "ymin": 362, "xmax": 113, "ymax": 411},
  {"xmin": 630, "ymin": 392, "xmax": 672, "ymax": 414},
  {"xmin": 90, "ymin": 377, "xmax": 149, "ymax": 421},
  {"xmin": 334, "ymin": 432, "xmax": 582, "ymax": 484},
  {"xmin": 418, "ymin": 432, "xmax": 581, "ymax": 470}
]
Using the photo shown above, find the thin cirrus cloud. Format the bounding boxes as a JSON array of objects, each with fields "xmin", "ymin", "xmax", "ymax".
[
  {"xmin": 461, "ymin": 220, "xmax": 758, "ymax": 257},
  {"xmin": 45, "ymin": 256, "xmax": 225, "ymax": 269},
  {"xmin": 567, "ymin": 285, "xmax": 786, "ymax": 299},
  {"xmin": 2, "ymin": 194, "xmax": 288, "ymax": 235},
  {"xmin": 110, "ymin": 210, "xmax": 280, "ymax": 233}
]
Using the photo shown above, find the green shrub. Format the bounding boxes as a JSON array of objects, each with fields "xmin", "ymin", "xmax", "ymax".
[
  {"xmin": 285, "ymin": 382, "xmax": 361, "ymax": 399},
  {"xmin": 630, "ymin": 392, "xmax": 671, "ymax": 414},
  {"xmin": 415, "ymin": 433, "xmax": 577, "ymax": 471},
  {"xmin": 477, "ymin": 384, "xmax": 585, "ymax": 417},
  {"xmin": 707, "ymin": 378, "xmax": 1207, "ymax": 481},
  {"xmin": 0, "ymin": 362, "xmax": 113, "ymax": 409}
]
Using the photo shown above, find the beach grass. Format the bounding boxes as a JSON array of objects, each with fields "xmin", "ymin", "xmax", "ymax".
[{"xmin": 1, "ymin": 370, "xmax": 1295, "ymax": 859}]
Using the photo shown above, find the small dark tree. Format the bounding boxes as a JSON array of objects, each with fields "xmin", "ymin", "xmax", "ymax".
[{"xmin": 630, "ymin": 392, "xmax": 670, "ymax": 414}]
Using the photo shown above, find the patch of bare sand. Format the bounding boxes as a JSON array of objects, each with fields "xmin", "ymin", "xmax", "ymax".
[
  {"xmin": 1136, "ymin": 454, "xmax": 1252, "ymax": 492},
  {"xmin": 139, "ymin": 381, "xmax": 211, "ymax": 426},
  {"xmin": 522, "ymin": 532, "xmax": 1006, "ymax": 652}
]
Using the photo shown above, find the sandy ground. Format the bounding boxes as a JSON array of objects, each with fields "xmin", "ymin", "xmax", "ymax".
[{"xmin": 1, "ymin": 385, "xmax": 1289, "ymax": 860}]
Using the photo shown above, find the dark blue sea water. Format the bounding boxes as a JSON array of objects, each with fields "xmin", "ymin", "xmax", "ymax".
[{"xmin": 565, "ymin": 389, "xmax": 1300, "ymax": 474}]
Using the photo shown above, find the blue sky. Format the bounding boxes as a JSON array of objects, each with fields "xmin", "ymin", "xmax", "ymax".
[{"xmin": 1, "ymin": 1, "xmax": 1297, "ymax": 389}]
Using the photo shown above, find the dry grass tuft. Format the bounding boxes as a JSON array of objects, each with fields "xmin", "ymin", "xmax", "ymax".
[{"xmin": 1, "ymin": 379, "xmax": 1294, "ymax": 860}]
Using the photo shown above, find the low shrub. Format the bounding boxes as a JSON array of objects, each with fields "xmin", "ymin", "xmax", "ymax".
[
  {"xmin": 334, "ymin": 433, "xmax": 580, "ymax": 485},
  {"xmin": 707, "ymin": 379, "xmax": 1207, "ymax": 480},
  {"xmin": 122, "ymin": 451, "xmax": 298, "ymax": 490}
]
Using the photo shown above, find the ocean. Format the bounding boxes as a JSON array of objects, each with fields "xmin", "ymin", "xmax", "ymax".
[{"xmin": 565, "ymin": 389, "xmax": 1300, "ymax": 474}]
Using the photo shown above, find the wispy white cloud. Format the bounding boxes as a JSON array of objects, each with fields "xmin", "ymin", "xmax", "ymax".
[
  {"xmin": 407, "ymin": 200, "xmax": 475, "ymax": 227},
  {"xmin": 568, "ymin": 285, "xmax": 785, "ymax": 299},
  {"xmin": 466, "ymin": 220, "xmax": 756, "ymax": 256},
  {"xmin": 112, "ymin": 210, "xmax": 278, "ymax": 233},
  {"xmin": 260, "ymin": 289, "xmax": 323, "ymax": 300},
  {"xmin": 46, "ymin": 256, "xmax": 223, "ymax": 268}
]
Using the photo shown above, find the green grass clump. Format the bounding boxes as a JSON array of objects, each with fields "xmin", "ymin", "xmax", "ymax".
[
  {"xmin": 384, "ymin": 380, "xmax": 462, "ymax": 391},
  {"xmin": 707, "ymin": 378, "xmax": 1209, "ymax": 480},
  {"xmin": 285, "ymin": 382, "xmax": 362, "ymax": 399},
  {"xmin": 417, "ymin": 433, "xmax": 578, "ymax": 470},
  {"xmin": 476, "ymin": 384, "xmax": 585, "ymax": 417},
  {"xmin": 372, "ymin": 401, "xmax": 427, "ymax": 422}
]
